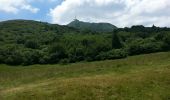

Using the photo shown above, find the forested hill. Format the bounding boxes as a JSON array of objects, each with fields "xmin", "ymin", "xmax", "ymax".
[
  {"xmin": 0, "ymin": 20, "xmax": 78, "ymax": 34},
  {"xmin": 67, "ymin": 19, "xmax": 117, "ymax": 32},
  {"xmin": 0, "ymin": 20, "xmax": 170, "ymax": 65}
]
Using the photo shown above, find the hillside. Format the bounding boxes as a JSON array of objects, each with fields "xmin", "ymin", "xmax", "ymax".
[
  {"xmin": 0, "ymin": 20, "xmax": 170, "ymax": 65},
  {"xmin": 0, "ymin": 19, "xmax": 114, "ymax": 65},
  {"xmin": 0, "ymin": 20, "xmax": 170, "ymax": 99},
  {"xmin": 0, "ymin": 52, "xmax": 170, "ymax": 99},
  {"xmin": 0, "ymin": 19, "xmax": 78, "ymax": 34},
  {"xmin": 67, "ymin": 19, "xmax": 117, "ymax": 32}
]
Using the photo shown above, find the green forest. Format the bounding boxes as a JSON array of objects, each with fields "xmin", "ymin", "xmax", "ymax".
[{"xmin": 0, "ymin": 20, "xmax": 170, "ymax": 65}]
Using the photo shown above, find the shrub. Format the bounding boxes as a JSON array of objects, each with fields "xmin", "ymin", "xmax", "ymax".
[
  {"xmin": 96, "ymin": 49, "xmax": 128, "ymax": 60},
  {"xmin": 127, "ymin": 38, "xmax": 163, "ymax": 55}
]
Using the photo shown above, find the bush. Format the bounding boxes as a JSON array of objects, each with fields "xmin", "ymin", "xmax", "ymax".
[
  {"xmin": 49, "ymin": 43, "xmax": 67, "ymax": 63},
  {"xmin": 59, "ymin": 58, "xmax": 70, "ymax": 65},
  {"xmin": 127, "ymin": 38, "xmax": 163, "ymax": 55},
  {"xmin": 112, "ymin": 32, "xmax": 122, "ymax": 49},
  {"xmin": 96, "ymin": 49, "xmax": 128, "ymax": 60},
  {"xmin": 0, "ymin": 45, "xmax": 23, "ymax": 65},
  {"xmin": 24, "ymin": 40, "xmax": 39, "ymax": 49},
  {"xmin": 154, "ymin": 32, "xmax": 170, "ymax": 51},
  {"xmin": 67, "ymin": 47, "xmax": 86, "ymax": 63},
  {"xmin": 22, "ymin": 49, "xmax": 41, "ymax": 65}
]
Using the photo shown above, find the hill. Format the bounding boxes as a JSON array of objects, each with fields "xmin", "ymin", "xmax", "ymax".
[
  {"xmin": 0, "ymin": 52, "xmax": 170, "ymax": 99},
  {"xmin": 67, "ymin": 19, "xmax": 117, "ymax": 32},
  {"xmin": 0, "ymin": 19, "xmax": 78, "ymax": 34},
  {"xmin": 0, "ymin": 19, "xmax": 114, "ymax": 65},
  {"xmin": 0, "ymin": 20, "xmax": 170, "ymax": 65}
]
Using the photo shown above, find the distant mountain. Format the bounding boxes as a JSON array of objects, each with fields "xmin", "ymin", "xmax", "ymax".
[{"xmin": 67, "ymin": 19, "xmax": 117, "ymax": 33}]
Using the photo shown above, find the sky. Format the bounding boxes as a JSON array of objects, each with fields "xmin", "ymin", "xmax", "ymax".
[{"xmin": 0, "ymin": 0, "xmax": 170, "ymax": 27}]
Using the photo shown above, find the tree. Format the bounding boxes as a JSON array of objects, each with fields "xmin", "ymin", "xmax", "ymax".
[
  {"xmin": 96, "ymin": 49, "xmax": 127, "ymax": 60},
  {"xmin": 24, "ymin": 40, "xmax": 39, "ymax": 49},
  {"xmin": 112, "ymin": 30, "xmax": 122, "ymax": 49},
  {"xmin": 49, "ymin": 44, "xmax": 67, "ymax": 63},
  {"xmin": 127, "ymin": 38, "xmax": 163, "ymax": 55},
  {"xmin": 22, "ymin": 49, "xmax": 41, "ymax": 65}
]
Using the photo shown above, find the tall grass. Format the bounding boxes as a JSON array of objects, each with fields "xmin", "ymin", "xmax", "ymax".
[{"xmin": 0, "ymin": 52, "xmax": 170, "ymax": 100}]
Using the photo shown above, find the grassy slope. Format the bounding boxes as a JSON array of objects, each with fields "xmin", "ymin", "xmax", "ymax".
[{"xmin": 0, "ymin": 52, "xmax": 170, "ymax": 100}]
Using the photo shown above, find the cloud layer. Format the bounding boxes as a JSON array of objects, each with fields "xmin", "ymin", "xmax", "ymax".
[
  {"xmin": 49, "ymin": 0, "xmax": 170, "ymax": 27},
  {"xmin": 0, "ymin": 0, "xmax": 39, "ymax": 14}
]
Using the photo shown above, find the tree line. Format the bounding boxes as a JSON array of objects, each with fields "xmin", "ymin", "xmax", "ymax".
[{"xmin": 0, "ymin": 20, "xmax": 170, "ymax": 65}]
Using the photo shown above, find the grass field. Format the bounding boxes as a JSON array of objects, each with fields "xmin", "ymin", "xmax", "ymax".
[{"xmin": 0, "ymin": 52, "xmax": 170, "ymax": 100}]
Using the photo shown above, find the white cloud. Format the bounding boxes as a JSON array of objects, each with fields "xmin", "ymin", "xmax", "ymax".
[
  {"xmin": 0, "ymin": 0, "xmax": 39, "ymax": 14},
  {"xmin": 49, "ymin": 0, "xmax": 170, "ymax": 27}
]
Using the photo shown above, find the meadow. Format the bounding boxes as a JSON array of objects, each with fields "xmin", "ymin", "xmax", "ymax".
[{"xmin": 0, "ymin": 52, "xmax": 170, "ymax": 100}]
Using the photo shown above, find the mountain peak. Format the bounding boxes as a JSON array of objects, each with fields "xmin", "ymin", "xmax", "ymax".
[
  {"xmin": 74, "ymin": 18, "xmax": 79, "ymax": 21},
  {"xmin": 67, "ymin": 20, "xmax": 117, "ymax": 33}
]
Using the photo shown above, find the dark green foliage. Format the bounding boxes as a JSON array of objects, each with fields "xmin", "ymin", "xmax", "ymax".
[
  {"xmin": 155, "ymin": 32, "xmax": 170, "ymax": 50},
  {"xmin": 22, "ymin": 49, "xmax": 41, "ymax": 65},
  {"xmin": 0, "ymin": 44, "xmax": 23, "ymax": 65},
  {"xmin": 24, "ymin": 40, "xmax": 39, "ymax": 49},
  {"xmin": 49, "ymin": 44, "xmax": 67, "ymax": 63},
  {"xmin": 0, "ymin": 19, "xmax": 170, "ymax": 65},
  {"xmin": 127, "ymin": 38, "xmax": 163, "ymax": 55},
  {"xmin": 131, "ymin": 25, "xmax": 145, "ymax": 32},
  {"xmin": 96, "ymin": 49, "xmax": 128, "ymax": 60},
  {"xmin": 112, "ymin": 31, "xmax": 122, "ymax": 49},
  {"xmin": 67, "ymin": 47, "xmax": 85, "ymax": 63}
]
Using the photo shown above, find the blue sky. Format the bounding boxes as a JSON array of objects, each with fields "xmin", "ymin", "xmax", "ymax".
[
  {"xmin": 0, "ymin": 0, "xmax": 170, "ymax": 27},
  {"xmin": 0, "ymin": 0, "xmax": 63, "ymax": 22}
]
